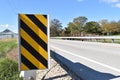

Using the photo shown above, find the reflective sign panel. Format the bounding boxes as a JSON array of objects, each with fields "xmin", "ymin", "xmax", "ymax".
[{"xmin": 19, "ymin": 14, "xmax": 49, "ymax": 71}]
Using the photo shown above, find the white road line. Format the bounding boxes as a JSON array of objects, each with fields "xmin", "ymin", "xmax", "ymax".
[{"xmin": 51, "ymin": 46, "xmax": 120, "ymax": 73}]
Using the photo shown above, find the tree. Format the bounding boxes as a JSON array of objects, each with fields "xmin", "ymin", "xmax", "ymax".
[
  {"xmin": 109, "ymin": 21, "xmax": 120, "ymax": 35},
  {"xmin": 67, "ymin": 22, "xmax": 79, "ymax": 36},
  {"xmin": 62, "ymin": 27, "xmax": 71, "ymax": 36},
  {"xmin": 73, "ymin": 16, "xmax": 88, "ymax": 33},
  {"xmin": 73, "ymin": 16, "xmax": 88, "ymax": 26},
  {"xmin": 50, "ymin": 19, "xmax": 62, "ymax": 37},
  {"xmin": 100, "ymin": 19, "xmax": 109, "ymax": 35},
  {"xmin": 67, "ymin": 16, "xmax": 87, "ymax": 36},
  {"xmin": 101, "ymin": 19, "xmax": 120, "ymax": 35},
  {"xmin": 84, "ymin": 21, "xmax": 101, "ymax": 35},
  {"xmin": 117, "ymin": 20, "xmax": 120, "ymax": 33}
]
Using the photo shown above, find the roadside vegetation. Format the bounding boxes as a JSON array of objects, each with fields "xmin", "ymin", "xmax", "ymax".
[
  {"xmin": 0, "ymin": 58, "xmax": 19, "ymax": 80},
  {"xmin": 0, "ymin": 39, "xmax": 20, "ymax": 80},
  {"xmin": 0, "ymin": 39, "xmax": 17, "ymax": 58},
  {"xmin": 50, "ymin": 16, "xmax": 120, "ymax": 37},
  {"xmin": 87, "ymin": 39, "xmax": 120, "ymax": 44},
  {"xmin": 50, "ymin": 16, "xmax": 120, "ymax": 44}
]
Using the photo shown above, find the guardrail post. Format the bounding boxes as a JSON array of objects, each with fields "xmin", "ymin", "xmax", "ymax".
[
  {"xmin": 90, "ymin": 39, "xmax": 92, "ymax": 42},
  {"xmin": 96, "ymin": 39, "xmax": 98, "ymax": 42},
  {"xmin": 103, "ymin": 39, "xmax": 106, "ymax": 42},
  {"xmin": 112, "ymin": 39, "xmax": 114, "ymax": 43}
]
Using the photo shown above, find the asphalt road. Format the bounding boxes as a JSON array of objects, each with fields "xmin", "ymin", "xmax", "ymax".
[{"xmin": 50, "ymin": 39, "xmax": 120, "ymax": 80}]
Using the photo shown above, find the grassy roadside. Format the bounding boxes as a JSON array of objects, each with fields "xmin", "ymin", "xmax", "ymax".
[
  {"xmin": 89, "ymin": 39, "xmax": 120, "ymax": 44},
  {"xmin": 0, "ymin": 39, "xmax": 17, "ymax": 58},
  {"xmin": 0, "ymin": 58, "xmax": 19, "ymax": 80},
  {"xmin": 0, "ymin": 39, "xmax": 20, "ymax": 80}
]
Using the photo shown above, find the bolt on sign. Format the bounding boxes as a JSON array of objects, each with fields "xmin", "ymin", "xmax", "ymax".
[{"xmin": 18, "ymin": 14, "xmax": 50, "ymax": 71}]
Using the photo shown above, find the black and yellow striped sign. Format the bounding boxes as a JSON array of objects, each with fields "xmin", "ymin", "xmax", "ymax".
[{"xmin": 19, "ymin": 14, "xmax": 49, "ymax": 71}]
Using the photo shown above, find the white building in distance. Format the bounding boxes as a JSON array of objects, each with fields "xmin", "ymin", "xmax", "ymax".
[{"xmin": 0, "ymin": 29, "xmax": 18, "ymax": 39}]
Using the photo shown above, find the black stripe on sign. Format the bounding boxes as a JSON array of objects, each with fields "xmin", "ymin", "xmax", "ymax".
[
  {"xmin": 21, "ymin": 37, "xmax": 48, "ymax": 68},
  {"xmin": 43, "ymin": 15, "xmax": 47, "ymax": 19},
  {"xmin": 26, "ymin": 15, "xmax": 47, "ymax": 35},
  {"xmin": 21, "ymin": 54, "xmax": 37, "ymax": 69},
  {"xmin": 20, "ymin": 20, "xmax": 47, "ymax": 51}
]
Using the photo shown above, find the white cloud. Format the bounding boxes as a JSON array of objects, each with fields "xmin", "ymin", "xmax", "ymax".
[
  {"xmin": 115, "ymin": 3, "xmax": 120, "ymax": 8},
  {"xmin": 100, "ymin": 0, "xmax": 120, "ymax": 8},
  {"xmin": 77, "ymin": 0, "xmax": 84, "ymax": 2},
  {"xmin": 0, "ymin": 24, "xmax": 13, "ymax": 28},
  {"xmin": 100, "ymin": 0, "xmax": 119, "ymax": 3}
]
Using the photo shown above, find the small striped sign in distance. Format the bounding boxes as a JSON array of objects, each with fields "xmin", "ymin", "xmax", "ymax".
[{"xmin": 19, "ymin": 14, "xmax": 49, "ymax": 71}]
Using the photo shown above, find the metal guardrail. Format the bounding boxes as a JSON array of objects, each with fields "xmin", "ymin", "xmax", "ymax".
[{"xmin": 51, "ymin": 36, "xmax": 120, "ymax": 43}]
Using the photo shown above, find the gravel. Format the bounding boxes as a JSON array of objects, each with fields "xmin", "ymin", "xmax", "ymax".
[{"xmin": 36, "ymin": 57, "xmax": 72, "ymax": 80}]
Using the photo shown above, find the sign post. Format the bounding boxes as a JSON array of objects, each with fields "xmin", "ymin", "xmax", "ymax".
[{"xmin": 18, "ymin": 14, "xmax": 49, "ymax": 80}]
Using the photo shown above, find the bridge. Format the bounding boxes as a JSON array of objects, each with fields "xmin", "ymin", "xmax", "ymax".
[{"xmin": 50, "ymin": 37, "xmax": 120, "ymax": 80}]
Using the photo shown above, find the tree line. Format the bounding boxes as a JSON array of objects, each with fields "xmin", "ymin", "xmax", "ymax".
[{"xmin": 50, "ymin": 16, "xmax": 120, "ymax": 37}]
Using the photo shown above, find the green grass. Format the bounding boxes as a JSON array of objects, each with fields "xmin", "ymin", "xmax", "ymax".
[
  {"xmin": 0, "ymin": 58, "xmax": 20, "ymax": 80},
  {"xmin": 95, "ymin": 39, "xmax": 120, "ymax": 44},
  {"xmin": 0, "ymin": 40, "xmax": 20, "ymax": 80},
  {"xmin": 88, "ymin": 39, "xmax": 120, "ymax": 44},
  {"xmin": 0, "ymin": 40, "xmax": 17, "ymax": 58}
]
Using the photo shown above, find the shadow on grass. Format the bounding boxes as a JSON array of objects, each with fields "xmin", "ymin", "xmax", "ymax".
[{"xmin": 49, "ymin": 50, "xmax": 120, "ymax": 80}]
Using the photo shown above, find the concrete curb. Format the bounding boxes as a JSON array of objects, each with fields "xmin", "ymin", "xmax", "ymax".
[{"xmin": 51, "ymin": 50, "xmax": 83, "ymax": 80}]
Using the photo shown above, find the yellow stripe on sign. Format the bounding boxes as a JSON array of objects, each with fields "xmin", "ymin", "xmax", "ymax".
[
  {"xmin": 20, "ymin": 28, "xmax": 48, "ymax": 60},
  {"xmin": 21, "ymin": 63, "xmax": 29, "ymax": 70},
  {"xmin": 21, "ymin": 46, "xmax": 46, "ymax": 69},
  {"xmin": 20, "ymin": 14, "xmax": 47, "ymax": 44},
  {"xmin": 34, "ymin": 15, "xmax": 47, "ymax": 27}
]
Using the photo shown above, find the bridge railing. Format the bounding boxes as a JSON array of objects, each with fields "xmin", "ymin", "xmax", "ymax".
[{"xmin": 51, "ymin": 36, "xmax": 120, "ymax": 43}]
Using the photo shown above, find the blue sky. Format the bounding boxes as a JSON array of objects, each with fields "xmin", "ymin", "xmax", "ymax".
[{"xmin": 0, "ymin": 0, "xmax": 120, "ymax": 33}]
